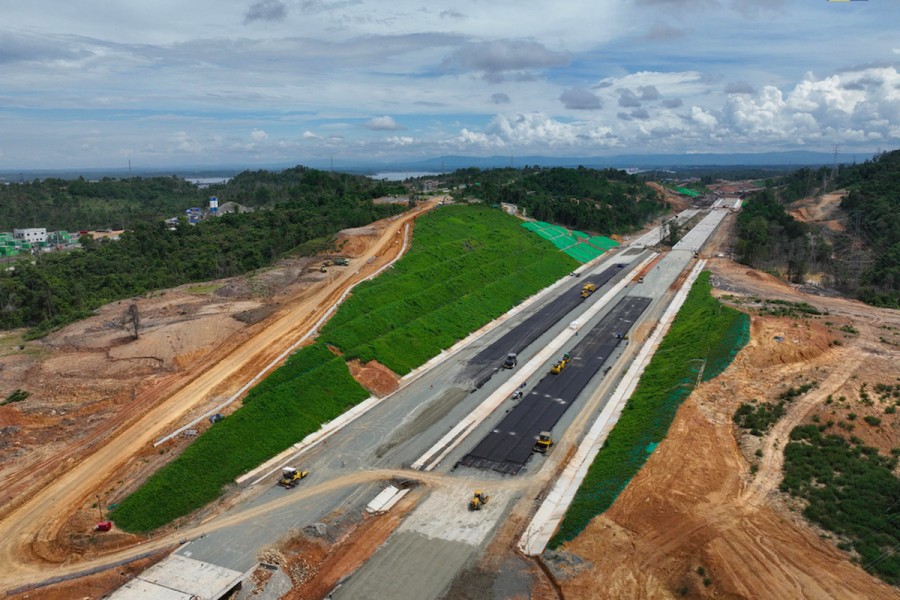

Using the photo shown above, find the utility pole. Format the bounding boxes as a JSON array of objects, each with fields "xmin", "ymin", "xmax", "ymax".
[{"xmin": 832, "ymin": 144, "xmax": 839, "ymax": 181}]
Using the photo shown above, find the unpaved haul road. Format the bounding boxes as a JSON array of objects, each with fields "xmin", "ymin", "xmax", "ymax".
[{"xmin": 0, "ymin": 200, "xmax": 436, "ymax": 593}]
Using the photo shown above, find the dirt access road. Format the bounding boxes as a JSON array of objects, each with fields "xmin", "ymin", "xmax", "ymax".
[{"xmin": 0, "ymin": 198, "xmax": 437, "ymax": 593}]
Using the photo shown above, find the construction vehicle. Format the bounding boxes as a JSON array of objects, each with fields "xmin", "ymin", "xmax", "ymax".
[
  {"xmin": 581, "ymin": 283, "xmax": 597, "ymax": 298},
  {"xmin": 502, "ymin": 353, "xmax": 518, "ymax": 369},
  {"xmin": 95, "ymin": 495, "xmax": 112, "ymax": 532},
  {"xmin": 278, "ymin": 467, "xmax": 309, "ymax": 489},
  {"xmin": 469, "ymin": 491, "xmax": 490, "ymax": 511},
  {"xmin": 533, "ymin": 431, "xmax": 553, "ymax": 454},
  {"xmin": 550, "ymin": 353, "xmax": 570, "ymax": 374},
  {"xmin": 333, "ymin": 257, "xmax": 350, "ymax": 266}
]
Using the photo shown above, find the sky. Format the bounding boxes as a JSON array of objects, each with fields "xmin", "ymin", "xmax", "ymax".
[{"xmin": 1, "ymin": 0, "xmax": 899, "ymax": 169}]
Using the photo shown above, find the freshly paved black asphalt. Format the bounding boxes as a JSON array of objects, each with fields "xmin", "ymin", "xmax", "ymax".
[
  {"xmin": 458, "ymin": 295, "xmax": 652, "ymax": 475},
  {"xmin": 463, "ymin": 263, "xmax": 628, "ymax": 389}
]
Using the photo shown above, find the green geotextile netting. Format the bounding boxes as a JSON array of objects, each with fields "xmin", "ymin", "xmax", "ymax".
[
  {"xmin": 702, "ymin": 313, "xmax": 751, "ymax": 381},
  {"xmin": 588, "ymin": 235, "xmax": 620, "ymax": 250},
  {"xmin": 522, "ymin": 221, "xmax": 609, "ymax": 264},
  {"xmin": 550, "ymin": 236, "xmax": 576, "ymax": 250},
  {"xmin": 676, "ymin": 187, "xmax": 701, "ymax": 197},
  {"xmin": 564, "ymin": 243, "xmax": 605, "ymax": 263}
]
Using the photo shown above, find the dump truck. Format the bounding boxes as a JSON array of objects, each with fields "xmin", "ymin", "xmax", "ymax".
[
  {"xmin": 550, "ymin": 353, "xmax": 570, "ymax": 374},
  {"xmin": 581, "ymin": 283, "xmax": 597, "ymax": 298},
  {"xmin": 278, "ymin": 467, "xmax": 309, "ymax": 489},
  {"xmin": 502, "ymin": 353, "xmax": 518, "ymax": 369},
  {"xmin": 469, "ymin": 491, "xmax": 490, "ymax": 511},
  {"xmin": 533, "ymin": 431, "xmax": 553, "ymax": 454},
  {"xmin": 333, "ymin": 257, "xmax": 350, "ymax": 266}
]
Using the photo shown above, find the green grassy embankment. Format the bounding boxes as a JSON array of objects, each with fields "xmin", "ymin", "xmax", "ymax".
[
  {"xmin": 549, "ymin": 271, "xmax": 750, "ymax": 547},
  {"xmin": 113, "ymin": 205, "xmax": 578, "ymax": 532}
]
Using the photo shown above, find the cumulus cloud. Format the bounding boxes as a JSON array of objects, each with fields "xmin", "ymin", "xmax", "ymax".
[
  {"xmin": 457, "ymin": 112, "xmax": 620, "ymax": 150},
  {"xmin": 490, "ymin": 92, "xmax": 511, "ymax": 104},
  {"xmin": 386, "ymin": 135, "xmax": 414, "ymax": 145},
  {"xmin": 560, "ymin": 87, "xmax": 602, "ymax": 110},
  {"xmin": 639, "ymin": 85, "xmax": 661, "ymax": 100},
  {"xmin": 725, "ymin": 81, "xmax": 755, "ymax": 94},
  {"xmin": 244, "ymin": 0, "xmax": 287, "ymax": 23},
  {"xmin": 618, "ymin": 89, "xmax": 642, "ymax": 108},
  {"xmin": 250, "ymin": 128, "xmax": 268, "ymax": 142},
  {"xmin": 302, "ymin": 130, "xmax": 322, "ymax": 139},
  {"xmin": 662, "ymin": 98, "xmax": 683, "ymax": 108},
  {"xmin": 364, "ymin": 115, "xmax": 402, "ymax": 130},
  {"xmin": 690, "ymin": 106, "xmax": 718, "ymax": 130},
  {"xmin": 442, "ymin": 40, "xmax": 569, "ymax": 82}
]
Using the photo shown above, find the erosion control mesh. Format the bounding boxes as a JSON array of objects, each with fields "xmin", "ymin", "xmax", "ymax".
[{"xmin": 522, "ymin": 222, "xmax": 608, "ymax": 263}]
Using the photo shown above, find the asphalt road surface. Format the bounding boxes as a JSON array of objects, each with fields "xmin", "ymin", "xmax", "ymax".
[
  {"xmin": 459, "ymin": 295, "xmax": 652, "ymax": 474},
  {"xmin": 462, "ymin": 262, "xmax": 628, "ymax": 389}
]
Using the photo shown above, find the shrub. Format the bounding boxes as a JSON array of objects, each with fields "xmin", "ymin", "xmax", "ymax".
[{"xmin": 782, "ymin": 425, "xmax": 900, "ymax": 585}]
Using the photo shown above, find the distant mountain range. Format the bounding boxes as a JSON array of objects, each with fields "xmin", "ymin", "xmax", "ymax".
[
  {"xmin": 0, "ymin": 150, "xmax": 873, "ymax": 181},
  {"xmin": 354, "ymin": 151, "xmax": 866, "ymax": 173}
]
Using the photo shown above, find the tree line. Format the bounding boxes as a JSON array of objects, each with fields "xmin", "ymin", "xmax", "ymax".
[
  {"xmin": 0, "ymin": 167, "xmax": 407, "ymax": 336},
  {"xmin": 441, "ymin": 166, "xmax": 664, "ymax": 233},
  {"xmin": 735, "ymin": 150, "xmax": 899, "ymax": 308},
  {"xmin": 0, "ymin": 166, "xmax": 405, "ymax": 232}
]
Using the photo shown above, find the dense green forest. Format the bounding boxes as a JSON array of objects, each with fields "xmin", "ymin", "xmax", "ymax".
[
  {"xmin": 441, "ymin": 166, "xmax": 664, "ymax": 233},
  {"xmin": 0, "ymin": 167, "xmax": 406, "ymax": 335},
  {"xmin": 836, "ymin": 150, "xmax": 900, "ymax": 307},
  {"xmin": 735, "ymin": 150, "xmax": 899, "ymax": 307},
  {"xmin": 735, "ymin": 188, "xmax": 830, "ymax": 283},
  {"xmin": 0, "ymin": 166, "xmax": 404, "ymax": 232}
]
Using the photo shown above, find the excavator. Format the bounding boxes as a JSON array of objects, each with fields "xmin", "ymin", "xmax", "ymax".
[
  {"xmin": 533, "ymin": 431, "xmax": 553, "ymax": 454},
  {"xmin": 469, "ymin": 491, "xmax": 490, "ymax": 511},
  {"xmin": 550, "ymin": 352, "xmax": 570, "ymax": 374},
  {"xmin": 278, "ymin": 466, "xmax": 309, "ymax": 489}
]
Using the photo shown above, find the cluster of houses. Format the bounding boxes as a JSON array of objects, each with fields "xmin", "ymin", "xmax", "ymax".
[{"xmin": 0, "ymin": 228, "xmax": 81, "ymax": 257}]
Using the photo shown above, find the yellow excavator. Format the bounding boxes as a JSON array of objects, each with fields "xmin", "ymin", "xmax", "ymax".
[
  {"xmin": 469, "ymin": 491, "xmax": 490, "ymax": 511},
  {"xmin": 550, "ymin": 353, "xmax": 570, "ymax": 374},
  {"xmin": 278, "ymin": 467, "xmax": 309, "ymax": 489}
]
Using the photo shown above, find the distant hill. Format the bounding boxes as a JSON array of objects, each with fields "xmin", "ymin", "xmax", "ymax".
[{"xmin": 0, "ymin": 151, "xmax": 870, "ymax": 181}]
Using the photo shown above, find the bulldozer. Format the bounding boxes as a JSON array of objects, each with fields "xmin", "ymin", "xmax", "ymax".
[
  {"xmin": 278, "ymin": 467, "xmax": 309, "ymax": 489},
  {"xmin": 533, "ymin": 431, "xmax": 553, "ymax": 454},
  {"xmin": 581, "ymin": 283, "xmax": 597, "ymax": 298},
  {"xmin": 550, "ymin": 353, "xmax": 570, "ymax": 374},
  {"xmin": 469, "ymin": 491, "xmax": 489, "ymax": 511}
]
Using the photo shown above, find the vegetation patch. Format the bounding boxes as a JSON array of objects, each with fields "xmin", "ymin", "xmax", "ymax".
[
  {"xmin": 114, "ymin": 205, "xmax": 577, "ymax": 531},
  {"xmin": 781, "ymin": 425, "xmax": 900, "ymax": 585},
  {"xmin": 549, "ymin": 272, "xmax": 750, "ymax": 548},
  {"xmin": 1, "ymin": 388, "xmax": 30, "ymax": 406},
  {"xmin": 733, "ymin": 382, "xmax": 817, "ymax": 436}
]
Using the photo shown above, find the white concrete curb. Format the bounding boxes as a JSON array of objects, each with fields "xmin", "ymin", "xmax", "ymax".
[{"xmin": 518, "ymin": 259, "xmax": 707, "ymax": 555}]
